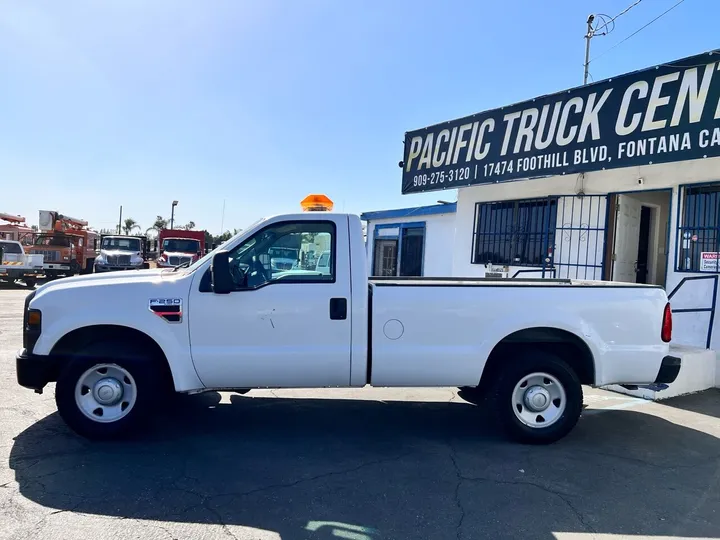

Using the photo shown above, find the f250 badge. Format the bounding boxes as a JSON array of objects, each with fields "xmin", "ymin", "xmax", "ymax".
[{"xmin": 148, "ymin": 298, "xmax": 183, "ymax": 323}]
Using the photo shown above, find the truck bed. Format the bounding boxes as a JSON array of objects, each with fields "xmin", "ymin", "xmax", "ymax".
[{"xmin": 368, "ymin": 276, "xmax": 668, "ymax": 388}]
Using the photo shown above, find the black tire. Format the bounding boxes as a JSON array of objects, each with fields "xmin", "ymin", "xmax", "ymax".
[
  {"xmin": 24, "ymin": 278, "xmax": 36, "ymax": 288},
  {"xmin": 55, "ymin": 343, "xmax": 165, "ymax": 440},
  {"xmin": 491, "ymin": 350, "xmax": 582, "ymax": 445}
]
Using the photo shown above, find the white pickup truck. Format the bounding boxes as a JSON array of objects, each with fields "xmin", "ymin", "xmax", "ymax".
[
  {"xmin": 1, "ymin": 240, "xmax": 43, "ymax": 288},
  {"xmin": 16, "ymin": 202, "xmax": 679, "ymax": 444}
]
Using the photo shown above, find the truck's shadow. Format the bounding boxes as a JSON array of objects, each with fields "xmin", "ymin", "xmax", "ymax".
[{"xmin": 9, "ymin": 393, "xmax": 720, "ymax": 539}]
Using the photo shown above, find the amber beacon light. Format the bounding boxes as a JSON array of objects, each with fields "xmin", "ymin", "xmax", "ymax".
[{"xmin": 300, "ymin": 194, "xmax": 334, "ymax": 212}]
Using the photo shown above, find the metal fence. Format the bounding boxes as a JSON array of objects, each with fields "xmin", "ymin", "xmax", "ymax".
[{"xmin": 553, "ymin": 195, "xmax": 607, "ymax": 280}]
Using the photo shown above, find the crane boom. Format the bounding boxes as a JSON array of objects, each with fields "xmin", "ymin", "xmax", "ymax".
[
  {"xmin": 0, "ymin": 213, "xmax": 26, "ymax": 224},
  {"xmin": 38, "ymin": 210, "xmax": 88, "ymax": 232}
]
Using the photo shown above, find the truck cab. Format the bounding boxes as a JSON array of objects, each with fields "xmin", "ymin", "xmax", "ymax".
[
  {"xmin": 95, "ymin": 235, "xmax": 148, "ymax": 272},
  {"xmin": 156, "ymin": 229, "xmax": 206, "ymax": 268},
  {"xmin": 25, "ymin": 211, "xmax": 97, "ymax": 278}
]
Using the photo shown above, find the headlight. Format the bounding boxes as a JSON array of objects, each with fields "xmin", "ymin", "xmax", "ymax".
[{"xmin": 95, "ymin": 255, "xmax": 105, "ymax": 264}]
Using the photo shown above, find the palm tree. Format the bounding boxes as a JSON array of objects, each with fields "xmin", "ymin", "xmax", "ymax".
[
  {"xmin": 122, "ymin": 218, "xmax": 140, "ymax": 235},
  {"xmin": 153, "ymin": 216, "xmax": 168, "ymax": 230}
]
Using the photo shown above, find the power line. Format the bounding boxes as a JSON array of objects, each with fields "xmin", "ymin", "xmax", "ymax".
[
  {"xmin": 593, "ymin": 0, "xmax": 644, "ymax": 36},
  {"xmin": 591, "ymin": 0, "xmax": 688, "ymax": 62}
]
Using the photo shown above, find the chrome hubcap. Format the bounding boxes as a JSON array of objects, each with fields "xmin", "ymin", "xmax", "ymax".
[
  {"xmin": 75, "ymin": 364, "xmax": 137, "ymax": 423},
  {"xmin": 93, "ymin": 378, "xmax": 124, "ymax": 406},
  {"xmin": 524, "ymin": 386, "xmax": 551, "ymax": 412},
  {"xmin": 512, "ymin": 372, "xmax": 566, "ymax": 428}
]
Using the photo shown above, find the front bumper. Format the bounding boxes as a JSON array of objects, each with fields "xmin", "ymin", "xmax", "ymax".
[
  {"xmin": 16, "ymin": 348, "xmax": 60, "ymax": 393},
  {"xmin": 654, "ymin": 355, "xmax": 681, "ymax": 384},
  {"xmin": 0, "ymin": 269, "xmax": 43, "ymax": 279},
  {"xmin": 43, "ymin": 263, "xmax": 71, "ymax": 271}
]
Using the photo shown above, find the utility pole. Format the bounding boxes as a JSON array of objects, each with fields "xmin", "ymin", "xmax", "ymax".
[
  {"xmin": 583, "ymin": 14, "xmax": 595, "ymax": 85},
  {"xmin": 117, "ymin": 205, "xmax": 123, "ymax": 234}
]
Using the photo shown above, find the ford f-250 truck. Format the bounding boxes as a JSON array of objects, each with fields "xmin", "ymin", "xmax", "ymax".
[{"xmin": 15, "ymin": 197, "xmax": 679, "ymax": 444}]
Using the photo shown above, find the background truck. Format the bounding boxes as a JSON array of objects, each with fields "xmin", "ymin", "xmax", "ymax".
[
  {"xmin": 156, "ymin": 229, "xmax": 206, "ymax": 268},
  {"xmin": 95, "ymin": 235, "xmax": 149, "ymax": 272},
  {"xmin": 0, "ymin": 213, "xmax": 34, "ymax": 246},
  {"xmin": 16, "ymin": 197, "xmax": 679, "ymax": 444},
  {"xmin": 0, "ymin": 239, "xmax": 43, "ymax": 288},
  {"xmin": 26, "ymin": 211, "xmax": 98, "ymax": 278}
]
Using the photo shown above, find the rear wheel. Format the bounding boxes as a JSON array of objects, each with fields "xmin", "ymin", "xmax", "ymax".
[
  {"xmin": 491, "ymin": 351, "xmax": 582, "ymax": 444},
  {"xmin": 24, "ymin": 278, "xmax": 36, "ymax": 288},
  {"xmin": 55, "ymin": 344, "xmax": 165, "ymax": 439}
]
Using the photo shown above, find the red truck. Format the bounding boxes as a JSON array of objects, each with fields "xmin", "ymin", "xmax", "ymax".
[{"xmin": 156, "ymin": 229, "xmax": 207, "ymax": 268}]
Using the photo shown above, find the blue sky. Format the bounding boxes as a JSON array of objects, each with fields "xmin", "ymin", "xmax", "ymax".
[{"xmin": 1, "ymin": 0, "xmax": 717, "ymax": 233}]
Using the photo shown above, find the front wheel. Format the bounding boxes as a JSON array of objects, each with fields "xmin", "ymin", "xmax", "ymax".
[
  {"xmin": 491, "ymin": 351, "xmax": 582, "ymax": 444},
  {"xmin": 55, "ymin": 346, "xmax": 164, "ymax": 439}
]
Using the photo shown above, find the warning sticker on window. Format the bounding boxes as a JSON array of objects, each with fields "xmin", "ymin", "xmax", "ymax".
[{"xmin": 700, "ymin": 252, "xmax": 720, "ymax": 272}]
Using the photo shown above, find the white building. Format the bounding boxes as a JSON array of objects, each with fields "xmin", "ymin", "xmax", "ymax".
[
  {"xmin": 364, "ymin": 49, "xmax": 720, "ymax": 395},
  {"xmin": 361, "ymin": 203, "xmax": 456, "ymax": 277}
]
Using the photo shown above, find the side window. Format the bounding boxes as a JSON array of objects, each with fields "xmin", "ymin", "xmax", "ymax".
[{"xmin": 228, "ymin": 221, "xmax": 334, "ymax": 289}]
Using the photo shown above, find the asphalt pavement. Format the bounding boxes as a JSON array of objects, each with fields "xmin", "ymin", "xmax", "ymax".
[{"xmin": 1, "ymin": 284, "xmax": 719, "ymax": 540}]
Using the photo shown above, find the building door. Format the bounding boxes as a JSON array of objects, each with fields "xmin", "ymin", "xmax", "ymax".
[
  {"xmin": 373, "ymin": 239, "xmax": 398, "ymax": 276},
  {"xmin": 612, "ymin": 194, "xmax": 642, "ymax": 282},
  {"xmin": 635, "ymin": 206, "xmax": 652, "ymax": 284},
  {"xmin": 399, "ymin": 226, "xmax": 424, "ymax": 276}
]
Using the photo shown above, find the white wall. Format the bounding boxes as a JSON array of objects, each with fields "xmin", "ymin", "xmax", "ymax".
[
  {"xmin": 453, "ymin": 156, "xmax": 720, "ymax": 350},
  {"xmin": 365, "ymin": 212, "xmax": 456, "ymax": 277}
]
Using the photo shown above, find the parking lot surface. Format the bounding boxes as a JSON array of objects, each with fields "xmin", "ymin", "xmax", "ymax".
[{"xmin": 1, "ymin": 285, "xmax": 720, "ymax": 540}]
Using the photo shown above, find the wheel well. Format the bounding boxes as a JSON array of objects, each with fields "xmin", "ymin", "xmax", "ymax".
[
  {"xmin": 50, "ymin": 325, "xmax": 174, "ymax": 389},
  {"xmin": 479, "ymin": 327, "xmax": 595, "ymax": 388}
]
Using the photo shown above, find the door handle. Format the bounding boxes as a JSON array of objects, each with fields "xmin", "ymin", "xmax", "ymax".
[{"xmin": 329, "ymin": 298, "xmax": 347, "ymax": 320}]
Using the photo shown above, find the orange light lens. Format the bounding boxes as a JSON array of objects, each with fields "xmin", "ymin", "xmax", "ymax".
[
  {"xmin": 300, "ymin": 194, "xmax": 334, "ymax": 212},
  {"xmin": 27, "ymin": 310, "xmax": 41, "ymax": 327}
]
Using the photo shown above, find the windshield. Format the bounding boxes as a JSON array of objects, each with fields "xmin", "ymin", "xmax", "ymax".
[
  {"xmin": 163, "ymin": 238, "xmax": 200, "ymax": 253},
  {"xmin": 0, "ymin": 241, "xmax": 22, "ymax": 254},
  {"xmin": 268, "ymin": 247, "xmax": 298, "ymax": 260},
  {"xmin": 33, "ymin": 235, "xmax": 71, "ymax": 247},
  {"xmin": 102, "ymin": 237, "xmax": 141, "ymax": 251}
]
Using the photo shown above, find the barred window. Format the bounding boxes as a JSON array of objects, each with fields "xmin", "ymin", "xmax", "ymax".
[
  {"xmin": 472, "ymin": 198, "xmax": 557, "ymax": 267},
  {"xmin": 677, "ymin": 184, "xmax": 720, "ymax": 272}
]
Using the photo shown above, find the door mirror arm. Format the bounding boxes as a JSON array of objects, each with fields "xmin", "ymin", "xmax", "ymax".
[{"xmin": 211, "ymin": 251, "xmax": 234, "ymax": 294}]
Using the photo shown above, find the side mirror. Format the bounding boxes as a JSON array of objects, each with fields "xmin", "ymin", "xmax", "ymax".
[{"xmin": 211, "ymin": 250, "xmax": 233, "ymax": 294}]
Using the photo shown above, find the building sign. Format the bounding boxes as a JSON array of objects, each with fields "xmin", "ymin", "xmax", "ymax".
[
  {"xmin": 401, "ymin": 50, "xmax": 720, "ymax": 194},
  {"xmin": 700, "ymin": 252, "xmax": 720, "ymax": 272}
]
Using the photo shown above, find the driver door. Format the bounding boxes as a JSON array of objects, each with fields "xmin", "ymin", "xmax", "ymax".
[{"xmin": 188, "ymin": 217, "xmax": 352, "ymax": 388}]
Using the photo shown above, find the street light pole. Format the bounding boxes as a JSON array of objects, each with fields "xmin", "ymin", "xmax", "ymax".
[
  {"xmin": 170, "ymin": 200, "xmax": 178, "ymax": 230},
  {"xmin": 583, "ymin": 14, "xmax": 595, "ymax": 86}
]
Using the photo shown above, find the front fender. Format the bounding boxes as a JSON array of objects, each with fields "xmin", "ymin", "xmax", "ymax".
[{"xmin": 32, "ymin": 306, "xmax": 204, "ymax": 393}]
